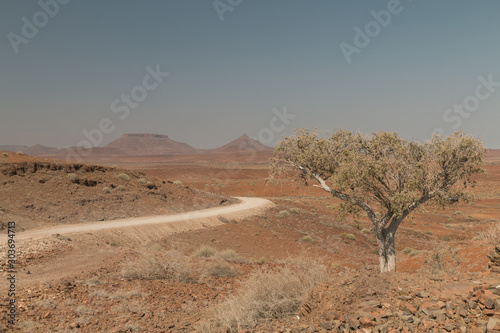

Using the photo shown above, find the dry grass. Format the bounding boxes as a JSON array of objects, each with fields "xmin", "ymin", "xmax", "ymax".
[
  {"xmin": 205, "ymin": 261, "xmax": 240, "ymax": 277},
  {"xmin": 194, "ymin": 245, "xmax": 217, "ymax": 258},
  {"xmin": 121, "ymin": 250, "xmax": 194, "ymax": 282},
  {"xmin": 478, "ymin": 222, "xmax": 500, "ymax": 245},
  {"xmin": 198, "ymin": 257, "xmax": 328, "ymax": 332},
  {"xmin": 215, "ymin": 249, "xmax": 249, "ymax": 264},
  {"xmin": 117, "ymin": 173, "xmax": 131, "ymax": 181}
]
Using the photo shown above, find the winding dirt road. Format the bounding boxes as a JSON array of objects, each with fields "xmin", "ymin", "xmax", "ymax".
[{"xmin": 16, "ymin": 197, "xmax": 273, "ymax": 241}]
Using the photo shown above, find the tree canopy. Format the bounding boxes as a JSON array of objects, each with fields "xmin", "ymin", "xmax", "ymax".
[{"xmin": 272, "ymin": 129, "xmax": 486, "ymax": 272}]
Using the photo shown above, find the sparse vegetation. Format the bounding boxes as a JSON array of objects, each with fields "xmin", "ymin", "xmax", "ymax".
[
  {"xmin": 277, "ymin": 210, "xmax": 290, "ymax": 218},
  {"xmin": 1, "ymin": 153, "xmax": 8, "ymax": 157},
  {"xmin": 205, "ymin": 261, "xmax": 240, "ymax": 277},
  {"xmin": 117, "ymin": 185, "xmax": 126, "ymax": 191},
  {"xmin": 289, "ymin": 208, "xmax": 300, "ymax": 214},
  {"xmin": 361, "ymin": 228, "xmax": 371, "ymax": 234},
  {"xmin": 198, "ymin": 257, "xmax": 327, "ymax": 332},
  {"xmin": 402, "ymin": 247, "xmax": 414, "ymax": 254},
  {"xmin": 66, "ymin": 173, "xmax": 79, "ymax": 183},
  {"xmin": 102, "ymin": 187, "xmax": 111, "ymax": 194},
  {"xmin": 16, "ymin": 151, "xmax": 24, "ymax": 156},
  {"xmin": 138, "ymin": 178, "xmax": 147, "ymax": 184},
  {"xmin": 173, "ymin": 180, "xmax": 183, "ymax": 186},
  {"xmin": 408, "ymin": 250, "xmax": 423, "ymax": 257},
  {"xmin": 194, "ymin": 246, "xmax": 217, "ymax": 258},
  {"xmin": 478, "ymin": 222, "xmax": 500, "ymax": 245},
  {"xmin": 216, "ymin": 249, "xmax": 248, "ymax": 263},
  {"xmin": 117, "ymin": 173, "xmax": 131, "ymax": 181},
  {"xmin": 121, "ymin": 250, "xmax": 193, "ymax": 282},
  {"xmin": 301, "ymin": 235, "xmax": 314, "ymax": 243}
]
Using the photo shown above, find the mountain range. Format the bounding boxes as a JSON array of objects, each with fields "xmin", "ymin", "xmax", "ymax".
[{"xmin": 0, "ymin": 133, "xmax": 273, "ymax": 158}]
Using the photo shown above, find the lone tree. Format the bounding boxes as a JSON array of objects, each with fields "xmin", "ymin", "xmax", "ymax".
[{"xmin": 271, "ymin": 129, "xmax": 486, "ymax": 272}]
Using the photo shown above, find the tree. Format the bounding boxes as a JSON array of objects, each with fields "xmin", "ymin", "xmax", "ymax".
[{"xmin": 271, "ymin": 129, "xmax": 486, "ymax": 272}]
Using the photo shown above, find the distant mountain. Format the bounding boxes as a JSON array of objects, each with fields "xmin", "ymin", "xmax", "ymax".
[
  {"xmin": 0, "ymin": 145, "xmax": 29, "ymax": 152},
  {"xmin": 105, "ymin": 133, "xmax": 198, "ymax": 155},
  {"xmin": 210, "ymin": 134, "xmax": 273, "ymax": 153}
]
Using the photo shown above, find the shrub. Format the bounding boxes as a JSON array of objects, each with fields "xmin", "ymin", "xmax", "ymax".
[
  {"xmin": 205, "ymin": 262, "xmax": 240, "ymax": 277},
  {"xmin": 345, "ymin": 234, "xmax": 356, "ymax": 240},
  {"xmin": 277, "ymin": 210, "xmax": 290, "ymax": 218},
  {"xmin": 289, "ymin": 208, "xmax": 300, "ymax": 214},
  {"xmin": 402, "ymin": 247, "xmax": 414, "ymax": 254},
  {"xmin": 408, "ymin": 250, "xmax": 422, "ymax": 257},
  {"xmin": 117, "ymin": 185, "xmax": 126, "ymax": 191},
  {"xmin": 194, "ymin": 246, "xmax": 217, "ymax": 258},
  {"xmin": 216, "ymin": 249, "xmax": 248, "ymax": 263},
  {"xmin": 117, "ymin": 173, "xmax": 130, "ymax": 181},
  {"xmin": 173, "ymin": 180, "xmax": 183, "ymax": 186},
  {"xmin": 121, "ymin": 250, "xmax": 193, "ymax": 282},
  {"xmin": 361, "ymin": 228, "xmax": 371, "ymax": 234},
  {"xmin": 138, "ymin": 178, "xmax": 147, "ymax": 185},
  {"xmin": 199, "ymin": 257, "xmax": 327, "ymax": 331},
  {"xmin": 16, "ymin": 151, "xmax": 24, "ymax": 156},
  {"xmin": 102, "ymin": 187, "xmax": 111, "ymax": 194},
  {"xmin": 1, "ymin": 153, "xmax": 8, "ymax": 157},
  {"xmin": 478, "ymin": 222, "xmax": 500, "ymax": 245},
  {"xmin": 66, "ymin": 173, "xmax": 79, "ymax": 183},
  {"xmin": 301, "ymin": 236, "xmax": 314, "ymax": 243}
]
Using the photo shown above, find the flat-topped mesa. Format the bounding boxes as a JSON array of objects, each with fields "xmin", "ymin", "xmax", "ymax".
[
  {"xmin": 105, "ymin": 133, "xmax": 197, "ymax": 155},
  {"xmin": 124, "ymin": 134, "xmax": 169, "ymax": 139}
]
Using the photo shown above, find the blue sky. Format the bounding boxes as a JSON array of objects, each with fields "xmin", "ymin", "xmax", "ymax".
[{"xmin": 1, "ymin": 0, "xmax": 499, "ymax": 149}]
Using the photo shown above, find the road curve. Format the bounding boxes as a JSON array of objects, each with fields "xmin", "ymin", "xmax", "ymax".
[{"xmin": 16, "ymin": 197, "xmax": 273, "ymax": 241}]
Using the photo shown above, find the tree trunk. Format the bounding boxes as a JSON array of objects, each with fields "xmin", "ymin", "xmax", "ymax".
[{"xmin": 376, "ymin": 229, "xmax": 396, "ymax": 272}]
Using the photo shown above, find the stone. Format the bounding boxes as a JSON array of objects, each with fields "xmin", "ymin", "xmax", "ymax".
[{"xmin": 488, "ymin": 318, "xmax": 500, "ymax": 330}]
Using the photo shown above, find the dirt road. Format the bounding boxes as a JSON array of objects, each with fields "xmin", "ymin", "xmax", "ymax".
[{"xmin": 16, "ymin": 197, "xmax": 273, "ymax": 241}]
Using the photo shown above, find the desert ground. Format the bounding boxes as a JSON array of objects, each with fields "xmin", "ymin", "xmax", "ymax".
[{"xmin": 1, "ymin": 146, "xmax": 500, "ymax": 332}]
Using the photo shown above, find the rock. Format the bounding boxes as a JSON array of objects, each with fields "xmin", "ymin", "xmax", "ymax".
[
  {"xmin": 359, "ymin": 316, "xmax": 374, "ymax": 328},
  {"xmin": 417, "ymin": 291, "xmax": 430, "ymax": 298},
  {"xmin": 444, "ymin": 323, "xmax": 456, "ymax": 332},
  {"xmin": 488, "ymin": 318, "xmax": 500, "ymax": 330}
]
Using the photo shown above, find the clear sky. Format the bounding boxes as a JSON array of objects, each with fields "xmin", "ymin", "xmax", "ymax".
[{"xmin": 1, "ymin": 0, "xmax": 499, "ymax": 149}]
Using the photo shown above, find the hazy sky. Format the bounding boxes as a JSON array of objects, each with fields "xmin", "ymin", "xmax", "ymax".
[{"xmin": 1, "ymin": 1, "xmax": 499, "ymax": 149}]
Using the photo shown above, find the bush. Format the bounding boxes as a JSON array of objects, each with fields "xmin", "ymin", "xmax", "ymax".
[
  {"xmin": 277, "ymin": 210, "xmax": 290, "ymax": 218},
  {"xmin": 402, "ymin": 247, "xmax": 414, "ymax": 254},
  {"xmin": 408, "ymin": 250, "xmax": 422, "ymax": 257},
  {"xmin": 341, "ymin": 233, "xmax": 355, "ymax": 240},
  {"xmin": 173, "ymin": 180, "xmax": 183, "ymax": 186},
  {"xmin": 16, "ymin": 151, "xmax": 24, "ymax": 156},
  {"xmin": 121, "ymin": 250, "xmax": 193, "ymax": 282},
  {"xmin": 138, "ymin": 178, "xmax": 147, "ymax": 185},
  {"xmin": 479, "ymin": 222, "xmax": 500, "ymax": 245},
  {"xmin": 199, "ymin": 257, "xmax": 327, "ymax": 331},
  {"xmin": 216, "ymin": 249, "xmax": 248, "ymax": 263},
  {"xmin": 66, "ymin": 173, "xmax": 79, "ymax": 183},
  {"xmin": 194, "ymin": 246, "xmax": 217, "ymax": 258},
  {"xmin": 102, "ymin": 187, "xmax": 111, "ymax": 194},
  {"xmin": 289, "ymin": 208, "xmax": 300, "ymax": 214},
  {"xmin": 117, "ymin": 173, "xmax": 130, "ymax": 181},
  {"xmin": 1, "ymin": 153, "xmax": 8, "ymax": 157},
  {"xmin": 117, "ymin": 185, "xmax": 126, "ymax": 191},
  {"xmin": 361, "ymin": 228, "xmax": 371, "ymax": 234},
  {"xmin": 205, "ymin": 262, "xmax": 240, "ymax": 277},
  {"xmin": 301, "ymin": 236, "xmax": 314, "ymax": 243}
]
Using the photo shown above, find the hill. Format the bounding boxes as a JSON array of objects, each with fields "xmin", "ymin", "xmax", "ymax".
[
  {"xmin": 105, "ymin": 133, "xmax": 198, "ymax": 155},
  {"xmin": 0, "ymin": 152, "xmax": 235, "ymax": 231},
  {"xmin": 209, "ymin": 134, "xmax": 273, "ymax": 153}
]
